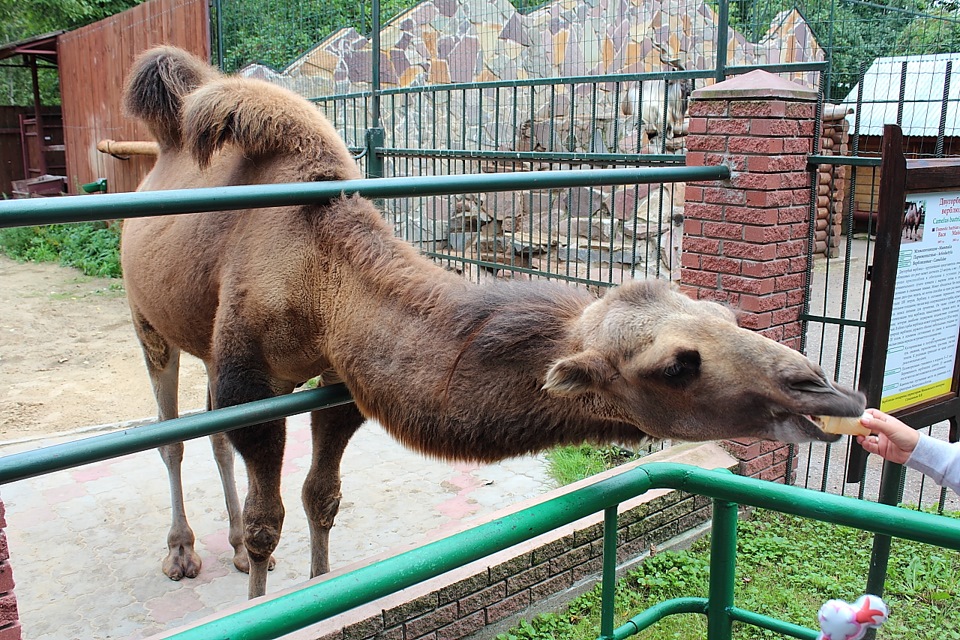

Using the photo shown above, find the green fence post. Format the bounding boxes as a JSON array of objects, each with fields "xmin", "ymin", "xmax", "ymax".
[
  {"xmin": 865, "ymin": 461, "xmax": 905, "ymax": 590},
  {"xmin": 715, "ymin": 0, "xmax": 729, "ymax": 82},
  {"xmin": 598, "ymin": 505, "xmax": 619, "ymax": 640},
  {"xmin": 366, "ymin": 0, "xmax": 383, "ymax": 181},
  {"xmin": 365, "ymin": 127, "xmax": 385, "ymax": 179},
  {"xmin": 707, "ymin": 499, "xmax": 738, "ymax": 640}
]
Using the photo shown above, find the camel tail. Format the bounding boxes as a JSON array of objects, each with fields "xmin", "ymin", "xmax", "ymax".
[
  {"xmin": 182, "ymin": 77, "xmax": 360, "ymax": 178},
  {"xmin": 123, "ymin": 46, "xmax": 219, "ymax": 150}
]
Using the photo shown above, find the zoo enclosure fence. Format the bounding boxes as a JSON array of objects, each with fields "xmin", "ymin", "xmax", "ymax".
[
  {"xmin": 1, "ymin": 167, "xmax": 958, "ymax": 639},
  {"xmin": 206, "ymin": 0, "xmax": 960, "ymax": 510}
]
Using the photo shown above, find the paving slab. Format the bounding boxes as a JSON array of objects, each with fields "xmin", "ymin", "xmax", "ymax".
[{"xmin": 0, "ymin": 413, "xmax": 550, "ymax": 639}]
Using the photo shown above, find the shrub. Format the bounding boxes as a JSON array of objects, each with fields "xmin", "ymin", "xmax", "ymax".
[{"xmin": 0, "ymin": 221, "xmax": 122, "ymax": 278}]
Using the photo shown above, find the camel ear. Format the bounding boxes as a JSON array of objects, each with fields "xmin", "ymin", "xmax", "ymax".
[{"xmin": 543, "ymin": 350, "xmax": 615, "ymax": 397}]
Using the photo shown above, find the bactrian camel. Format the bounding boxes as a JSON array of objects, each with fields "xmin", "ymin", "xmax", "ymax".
[{"xmin": 120, "ymin": 46, "xmax": 866, "ymax": 599}]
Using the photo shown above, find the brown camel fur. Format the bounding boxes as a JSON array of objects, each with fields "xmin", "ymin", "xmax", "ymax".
[{"xmin": 120, "ymin": 46, "xmax": 865, "ymax": 599}]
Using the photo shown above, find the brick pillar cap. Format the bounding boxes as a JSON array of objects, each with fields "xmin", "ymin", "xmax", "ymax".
[{"xmin": 692, "ymin": 69, "xmax": 817, "ymax": 102}]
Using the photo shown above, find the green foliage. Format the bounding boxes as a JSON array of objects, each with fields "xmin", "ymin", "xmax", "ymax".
[
  {"xmin": 894, "ymin": 5, "xmax": 960, "ymax": 56},
  {"xmin": 545, "ymin": 445, "xmax": 644, "ymax": 486},
  {"xmin": 497, "ymin": 613, "xmax": 579, "ymax": 640},
  {"xmin": 499, "ymin": 509, "xmax": 960, "ymax": 640},
  {"xmin": 216, "ymin": 0, "xmax": 412, "ymax": 72},
  {"xmin": 721, "ymin": 0, "xmax": 936, "ymax": 101},
  {"xmin": 216, "ymin": 0, "xmax": 549, "ymax": 72},
  {"xmin": 0, "ymin": 221, "xmax": 122, "ymax": 277},
  {"xmin": 0, "ymin": 0, "xmax": 144, "ymax": 105}
]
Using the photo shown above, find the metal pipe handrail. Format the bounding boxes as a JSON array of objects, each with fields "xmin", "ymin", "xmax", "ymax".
[
  {"xmin": 156, "ymin": 462, "xmax": 960, "ymax": 640},
  {"xmin": 0, "ymin": 385, "xmax": 353, "ymax": 484},
  {"xmin": 0, "ymin": 166, "xmax": 729, "ymax": 228}
]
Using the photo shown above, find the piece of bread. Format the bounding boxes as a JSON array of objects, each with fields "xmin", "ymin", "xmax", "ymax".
[{"xmin": 818, "ymin": 414, "xmax": 870, "ymax": 436}]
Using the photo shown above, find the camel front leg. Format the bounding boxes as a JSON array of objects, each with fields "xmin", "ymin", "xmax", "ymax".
[
  {"xmin": 303, "ymin": 403, "xmax": 364, "ymax": 577},
  {"xmin": 214, "ymin": 359, "xmax": 290, "ymax": 598},
  {"xmin": 228, "ymin": 421, "xmax": 286, "ymax": 598},
  {"xmin": 209, "ymin": 432, "xmax": 276, "ymax": 573}
]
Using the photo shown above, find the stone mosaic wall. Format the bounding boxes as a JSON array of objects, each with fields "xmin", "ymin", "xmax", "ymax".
[
  {"xmin": 240, "ymin": 0, "xmax": 827, "ymax": 281},
  {"xmin": 247, "ymin": 0, "xmax": 823, "ymax": 96}
]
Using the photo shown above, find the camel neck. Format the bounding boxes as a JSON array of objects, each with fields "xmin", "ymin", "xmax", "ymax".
[{"xmin": 309, "ymin": 206, "xmax": 644, "ymax": 460}]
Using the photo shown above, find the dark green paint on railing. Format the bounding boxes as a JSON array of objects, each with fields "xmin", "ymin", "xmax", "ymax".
[
  {"xmin": 0, "ymin": 385, "xmax": 353, "ymax": 485},
  {"xmin": 0, "ymin": 167, "xmax": 729, "ymax": 228},
  {"xmin": 152, "ymin": 462, "xmax": 960, "ymax": 640}
]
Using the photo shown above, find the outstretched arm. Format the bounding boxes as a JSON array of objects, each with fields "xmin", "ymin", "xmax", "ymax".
[{"xmin": 857, "ymin": 409, "xmax": 960, "ymax": 494}]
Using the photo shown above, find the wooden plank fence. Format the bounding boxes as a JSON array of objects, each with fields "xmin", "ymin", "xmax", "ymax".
[{"xmin": 58, "ymin": 0, "xmax": 210, "ymax": 194}]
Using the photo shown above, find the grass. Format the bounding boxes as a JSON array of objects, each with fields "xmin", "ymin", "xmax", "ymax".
[
  {"xmin": 0, "ymin": 222, "xmax": 122, "ymax": 278},
  {"xmin": 512, "ymin": 449, "xmax": 960, "ymax": 640},
  {"xmin": 498, "ymin": 503, "xmax": 960, "ymax": 640},
  {"xmin": 545, "ymin": 444, "xmax": 649, "ymax": 486}
]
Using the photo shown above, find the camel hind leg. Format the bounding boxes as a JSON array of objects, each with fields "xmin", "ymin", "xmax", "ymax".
[
  {"xmin": 303, "ymin": 403, "xmax": 365, "ymax": 577},
  {"xmin": 131, "ymin": 311, "xmax": 203, "ymax": 580}
]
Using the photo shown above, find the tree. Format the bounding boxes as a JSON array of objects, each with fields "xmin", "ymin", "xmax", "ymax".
[
  {"xmin": 0, "ymin": 0, "xmax": 144, "ymax": 105},
  {"xmin": 217, "ymin": 0, "xmax": 413, "ymax": 72},
  {"xmin": 895, "ymin": 2, "xmax": 960, "ymax": 55},
  {"xmin": 722, "ymin": 0, "xmax": 960, "ymax": 99}
]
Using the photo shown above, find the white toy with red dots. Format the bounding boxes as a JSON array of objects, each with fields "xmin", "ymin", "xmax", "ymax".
[{"xmin": 817, "ymin": 595, "xmax": 888, "ymax": 640}]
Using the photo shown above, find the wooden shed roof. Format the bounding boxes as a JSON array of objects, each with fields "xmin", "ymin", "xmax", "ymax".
[{"xmin": 0, "ymin": 31, "xmax": 64, "ymax": 66}]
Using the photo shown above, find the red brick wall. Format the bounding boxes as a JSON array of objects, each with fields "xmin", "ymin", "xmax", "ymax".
[
  {"xmin": 680, "ymin": 71, "xmax": 817, "ymax": 484},
  {"xmin": 0, "ymin": 500, "xmax": 20, "ymax": 640}
]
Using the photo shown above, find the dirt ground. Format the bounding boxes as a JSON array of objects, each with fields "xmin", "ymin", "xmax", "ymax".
[{"xmin": 0, "ymin": 256, "xmax": 208, "ymax": 440}]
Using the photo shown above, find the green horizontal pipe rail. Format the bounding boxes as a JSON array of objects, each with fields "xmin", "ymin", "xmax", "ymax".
[
  {"xmin": 0, "ymin": 384, "xmax": 353, "ymax": 485},
  {"xmin": 610, "ymin": 599, "xmax": 820, "ymax": 640},
  {"xmin": 382, "ymin": 148, "xmax": 685, "ymax": 164},
  {"xmin": 799, "ymin": 313, "xmax": 868, "ymax": 329},
  {"xmin": 724, "ymin": 61, "xmax": 828, "ymax": 75},
  {"xmin": 421, "ymin": 249, "xmax": 623, "ymax": 288},
  {"xmin": 157, "ymin": 463, "xmax": 960, "ymax": 640},
  {"xmin": 0, "ymin": 167, "xmax": 729, "ymax": 228},
  {"xmin": 727, "ymin": 606, "xmax": 820, "ymax": 639},
  {"xmin": 366, "ymin": 69, "xmax": 713, "ymax": 97},
  {"xmin": 611, "ymin": 597, "xmax": 708, "ymax": 639},
  {"xmin": 808, "ymin": 155, "xmax": 882, "ymax": 167},
  {"xmin": 313, "ymin": 67, "xmax": 715, "ymax": 103}
]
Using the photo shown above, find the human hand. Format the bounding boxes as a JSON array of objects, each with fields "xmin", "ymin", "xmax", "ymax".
[{"xmin": 856, "ymin": 408, "xmax": 919, "ymax": 465}]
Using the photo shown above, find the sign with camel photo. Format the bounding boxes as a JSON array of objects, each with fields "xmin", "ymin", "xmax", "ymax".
[
  {"xmin": 880, "ymin": 190, "xmax": 960, "ymax": 412},
  {"xmin": 848, "ymin": 124, "xmax": 960, "ymax": 483}
]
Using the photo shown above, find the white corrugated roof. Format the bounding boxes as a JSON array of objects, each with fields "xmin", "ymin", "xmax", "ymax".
[{"xmin": 840, "ymin": 53, "xmax": 960, "ymax": 137}]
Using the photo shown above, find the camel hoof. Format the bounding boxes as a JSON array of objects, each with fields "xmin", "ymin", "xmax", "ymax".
[
  {"xmin": 233, "ymin": 549, "xmax": 276, "ymax": 574},
  {"xmin": 163, "ymin": 547, "xmax": 202, "ymax": 580}
]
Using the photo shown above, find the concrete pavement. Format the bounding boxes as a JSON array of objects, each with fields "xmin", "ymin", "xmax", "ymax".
[{"xmin": 0, "ymin": 413, "xmax": 551, "ymax": 639}]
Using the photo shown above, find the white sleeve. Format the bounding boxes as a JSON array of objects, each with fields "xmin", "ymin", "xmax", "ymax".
[{"xmin": 905, "ymin": 433, "xmax": 960, "ymax": 494}]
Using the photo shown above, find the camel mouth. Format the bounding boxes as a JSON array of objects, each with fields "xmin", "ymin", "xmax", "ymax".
[
  {"xmin": 808, "ymin": 413, "xmax": 871, "ymax": 437},
  {"xmin": 795, "ymin": 415, "xmax": 843, "ymax": 442}
]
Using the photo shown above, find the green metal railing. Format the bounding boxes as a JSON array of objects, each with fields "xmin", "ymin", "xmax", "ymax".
[
  {"xmin": 0, "ymin": 167, "xmax": 725, "ymax": 228},
  {"xmin": 152, "ymin": 463, "xmax": 954, "ymax": 640},
  {"xmin": 3, "ymin": 168, "xmax": 957, "ymax": 639},
  {"xmin": 3, "ymin": 391, "xmax": 959, "ymax": 640}
]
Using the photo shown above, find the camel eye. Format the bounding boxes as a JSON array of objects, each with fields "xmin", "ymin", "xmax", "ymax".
[{"xmin": 661, "ymin": 350, "xmax": 701, "ymax": 386}]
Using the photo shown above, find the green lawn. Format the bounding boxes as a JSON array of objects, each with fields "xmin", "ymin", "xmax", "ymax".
[{"xmin": 499, "ymin": 505, "xmax": 960, "ymax": 640}]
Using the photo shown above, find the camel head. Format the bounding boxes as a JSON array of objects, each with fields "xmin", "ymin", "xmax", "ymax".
[{"xmin": 542, "ymin": 280, "xmax": 865, "ymax": 443}]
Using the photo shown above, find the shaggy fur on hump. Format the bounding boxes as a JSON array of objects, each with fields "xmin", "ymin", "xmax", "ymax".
[{"xmin": 123, "ymin": 46, "xmax": 219, "ymax": 150}]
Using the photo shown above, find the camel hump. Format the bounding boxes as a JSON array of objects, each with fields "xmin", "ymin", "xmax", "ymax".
[
  {"xmin": 182, "ymin": 77, "xmax": 358, "ymax": 176},
  {"xmin": 123, "ymin": 46, "xmax": 220, "ymax": 150}
]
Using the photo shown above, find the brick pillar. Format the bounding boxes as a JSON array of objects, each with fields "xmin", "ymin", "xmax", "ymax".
[
  {"xmin": 0, "ymin": 500, "xmax": 19, "ymax": 640},
  {"xmin": 681, "ymin": 70, "xmax": 818, "ymax": 484}
]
